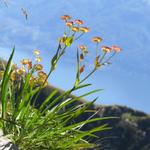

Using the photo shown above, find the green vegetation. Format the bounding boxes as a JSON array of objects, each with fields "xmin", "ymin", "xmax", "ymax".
[{"xmin": 0, "ymin": 15, "xmax": 121, "ymax": 149}]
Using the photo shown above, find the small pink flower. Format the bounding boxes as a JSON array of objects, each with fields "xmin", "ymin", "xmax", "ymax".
[{"xmin": 112, "ymin": 45, "xmax": 121, "ymax": 53}]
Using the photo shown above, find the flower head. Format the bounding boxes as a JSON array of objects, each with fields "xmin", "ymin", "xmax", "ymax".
[
  {"xmin": 37, "ymin": 78, "xmax": 48, "ymax": 86},
  {"xmin": 10, "ymin": 71, "xmax": 17, "ymax": 81},
  {"xmin": 35, "ymin": 57, "xmax": 42, "ymax": 63},
  {"xmin": 66, "ymin": 21, "xmax": 73, "ymax": 27},
  {"xmin": 75, "ymin": 19, "xmax": 84, "ymax": 25},
  {"xmin": 78, "ymin": 45, "xmax": 87, "ymax": 51},
  {"xmin": 78, "ymin": 45, "xmax": 88, "ymax": 54},
  {"xmin": 29, "ymin": 76, "xmax": 37, "ymax": 86},
  {"xmin": 79, "ymin": 27, "xmax": 90, "ymax": 33},
  {"xmin": 33, "ymin": 50, "xmax": 40, "ymax": 55},
  {"xmin": 61, "ymin": 15, "xmax": 71, "ymax": 21},
  {"xmin": 21, "ymin": 59, "xmax": 30, "ymax": 65},
  {"xmin": 112, "ymin": 45, "xmax": 121, "ymax": 53},
  {"xmin": 38, "ymin": 71, "xmax": 47, "ymax": 79},
  {"xmin": 35, "ymin": 64, "xmax": 43, "ymax": 71},
  {"xmin": 72, "ymin": 26, "xmax": 79, "ymax": 32},
  {"xmin": 16, "ymin": 67, "xmax": 26, "ymax": 75},
  {"xmin": 102, "ymin": 46, "xmax": 112, "ymax": 53},
  {"xmin": 92, "ymin": 37, "xmax": 103, "ymax": 43}
]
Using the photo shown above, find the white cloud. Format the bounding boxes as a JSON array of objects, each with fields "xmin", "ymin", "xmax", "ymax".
[{"xmin": 3, "ymin": 18, "xmax": 41, "ymax": 41}]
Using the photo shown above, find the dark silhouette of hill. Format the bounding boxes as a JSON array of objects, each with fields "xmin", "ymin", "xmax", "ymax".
[{"xmin": 38, "ymin": 85, "xmax": 150, "ymax": 150}]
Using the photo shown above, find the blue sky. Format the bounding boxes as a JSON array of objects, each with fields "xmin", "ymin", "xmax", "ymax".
[{"xmin": 0, "ymin": 0, "xmax": 150, "ymax": 113}]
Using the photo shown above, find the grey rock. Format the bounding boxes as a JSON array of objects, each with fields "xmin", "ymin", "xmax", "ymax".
[{"xmin": 0, "ymin": 130, "xmax": 19, "ymax": 150}]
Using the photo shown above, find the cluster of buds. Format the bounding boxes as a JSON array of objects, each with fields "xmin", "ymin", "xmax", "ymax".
[
  {"xmin": 8, "ymin": 50, "xmax": 48, "ymax": 88},
  {"xmin": 60, "ymin": 15, "xmax": 92, "ymax": 76},
  {"xmin": 33, "ymin": 50, "xmax": 42, "ymax": 63},
  {"xmin": 67, "ymin": 20, "xmax": 89, "ymax": 33},
  {"xmin": 75, "ymin": 35, "xmax": 121, "ymax": 85},
  {"xmin": 20, "ymin": 59, "xmax": 32, "ymax": 70},
  {"xmin": 10, "ymin": 63, "xmax": 26, "ymax": 81},
  {"xmin": 7, "ymin": 15, "xmax": 121, "ymax": 90},
  {"xmin": 61, "ymin": 15, "xmax": 90, "ymax": 33},
  {"xmin": 91, "ymin": 36, "xmax": 121, "ymax": 69},
  {"xmin": 59, "ymin": 15, "xmax": 90, "ymax": 47},
  {"xmin": 37, "ymin": 71, "xmax": 48, "ymax": 86},
  {"xmin": 78, "ymin": 45, "xmax": 89, "ymax": 74},
  {"xmin": 62, "ymin": 15, "xmax": 121, "ymax": 86},
  {"xmin": 31, "ymin": 50, "xmax": 48, "ymax": 87},
  {"xmin": 29, "ymin": 71, "xmax": 48, "ymax": 87}
]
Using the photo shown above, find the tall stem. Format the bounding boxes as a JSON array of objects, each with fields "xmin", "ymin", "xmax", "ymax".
[
  {"xmin": 100, "ymin": 52, "xmax": 106, "ymax": 63},
  {"xmin": 79, "ymin": 68, "xmax": 97, "ymax": 85},
  {"xmin": 74, "ymin": 33, "xmax": 84, "ymax": 41},
  {"xmin": 33, "ymin": 44, "xmax": 68, "ymax": 107}
]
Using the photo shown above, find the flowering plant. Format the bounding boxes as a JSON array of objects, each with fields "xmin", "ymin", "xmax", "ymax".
[{"xmin": 0, "ymin": 15, "xmax": 121, "ymax": 150}]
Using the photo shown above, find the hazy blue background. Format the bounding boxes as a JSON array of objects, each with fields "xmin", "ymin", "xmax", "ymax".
[{"xmin": 0, "ymin": 0, "xmax": 150, "ymax": 113}]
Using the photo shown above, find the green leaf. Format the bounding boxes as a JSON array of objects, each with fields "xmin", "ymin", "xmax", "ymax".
[
  {"xmin": 51, "ymin": 44, "xmax": 61, "ymax": 70},
  {"xmin": 74, "ymin": 49, "xmax": 80, "ymax": 87},
  {"xmin": 0, "ymin": 47, "xmax": 15, "ymax": 133},
  {"xmin": 65, "ymin": 36, "xmax": 73, "ymax": 47},
  {"xmin": 39, "ymin": 89, "xmax": 58, "ymax": 111},
  {"xmin": 74, "ymin": 83, "xmax": 91, "ymax": 90},
  {"xmin": 60, "ymin": 117, "xmax": 115, "ymax": 132}
]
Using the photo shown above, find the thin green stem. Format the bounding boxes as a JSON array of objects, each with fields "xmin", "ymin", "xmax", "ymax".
[
  {"xmin": 74, "ymin": 48, "xmax": 80, "ymax": 87},
  {"xmin": 101, "ymin": 52, "xmax": 116, "ymax": 65},
  {"xmin": 96, "ymin": 43, "xmax": 99, "ymax": 56},
  {"xmin": 99, "ymin": 52, "xmax": 107, "ymax": 63},
  {"xmin": 32, "ymin": 44, "xmax": 67, "ymax": 107},
  {"xmin": 79, "ymin": 67, "xmax": 97, "ymax": 85},
  {"xmin": 74, "ymin": 33, "xmax": 84, "ymax": 41}
]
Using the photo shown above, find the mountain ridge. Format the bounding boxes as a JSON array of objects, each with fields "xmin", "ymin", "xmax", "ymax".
[{"xmin": 38, "ymin": 84, "xmax": 150, "ymax": 150}]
